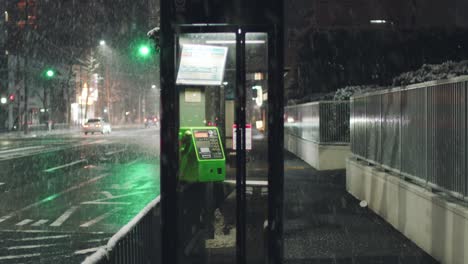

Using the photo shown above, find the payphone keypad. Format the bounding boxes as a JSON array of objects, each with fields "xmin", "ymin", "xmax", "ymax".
[{"xmin": 193, "ymin": 129, "xmax": 224, "ymax": 160}]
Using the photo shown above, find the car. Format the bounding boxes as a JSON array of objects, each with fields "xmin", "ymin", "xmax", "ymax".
[
  {"xmin": 82, "ymin": 118, "xmax": 112, "ymax": 135},
  {"xmin": 144, "ymin": 116, "xmax": 159, "ymax": 128}
]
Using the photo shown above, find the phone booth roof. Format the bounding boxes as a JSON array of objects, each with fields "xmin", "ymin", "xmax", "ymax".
[{"xmin": 168, "ymin": 0, "xmax": 283, "ymax": 26}]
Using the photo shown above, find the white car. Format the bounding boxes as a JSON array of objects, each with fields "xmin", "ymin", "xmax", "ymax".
[{"xmin": 83, "ymin": 118, "xmax": 112, "ymax": 135}]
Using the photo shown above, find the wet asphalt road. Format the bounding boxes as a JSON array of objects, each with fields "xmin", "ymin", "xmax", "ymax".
[{"xmin": 0, "ymin": 127, "xmax": 160, "ymax": 263}]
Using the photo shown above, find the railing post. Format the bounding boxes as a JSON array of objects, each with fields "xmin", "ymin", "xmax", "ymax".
[
  {"xmin": 425, "ymin": 85, "xmax": 429, "ymax": 186},
  {"xmin": 399, "ymin": 90, "xmax": 402, "ymax": 172},
  {"xmin": 465, "ymin": 81, "xmax": 468, "ymax": 198}
]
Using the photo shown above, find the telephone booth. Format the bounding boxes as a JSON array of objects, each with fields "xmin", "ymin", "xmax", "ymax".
[{"xmin": 159, "ymin": 1, "xmax": 284, "ymax": 263}]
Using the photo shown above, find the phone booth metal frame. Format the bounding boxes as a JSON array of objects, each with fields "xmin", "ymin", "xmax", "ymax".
[{"xmin": 159, "ymin": 1, "xmax": 284, "ymax": 263}]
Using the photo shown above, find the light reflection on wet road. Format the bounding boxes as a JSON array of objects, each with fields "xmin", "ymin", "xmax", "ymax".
[{"xmin": 0, "ymin": 127, "xmax": 160, "ymax": 263}]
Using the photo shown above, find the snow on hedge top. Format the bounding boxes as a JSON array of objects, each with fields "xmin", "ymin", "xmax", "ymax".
[{"xmin": 392, "ymin": 60, "xmax": 468, "ymax": 86}]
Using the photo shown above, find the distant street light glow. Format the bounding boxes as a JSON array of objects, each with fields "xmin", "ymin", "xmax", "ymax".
[
  {"xmin": 46, "ymin": 69, "xmax": 55, "ymax": 78},
  {"xmin": 370, "ymin": 20, "xmax": 387, "ymax": 24},
  {"xmin": 0, "ymin": 97, "xmax": 7, "ymax": 104},
  {"xmin": 99, "ymin": 40, "xmax": 106, "ymax": 46},
  {"xmin": 151, "ymin": 85, "xmax": 156, "ymax": 89}
]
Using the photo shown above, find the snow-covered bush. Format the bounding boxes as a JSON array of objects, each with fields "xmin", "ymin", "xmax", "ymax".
[{"xmin": 392, "ymin": 60, "xmax": 468, "ymax": 86}]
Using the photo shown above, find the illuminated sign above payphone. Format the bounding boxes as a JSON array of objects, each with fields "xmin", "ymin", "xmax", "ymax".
[{"xmin": 176, "ymin": 44, "xmax": 228, "ymax": 86}]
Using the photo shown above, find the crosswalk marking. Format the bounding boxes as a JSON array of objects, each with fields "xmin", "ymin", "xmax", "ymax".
[
  {"xmin": 74, "ymin": 247, "xmax": 101, "ymax": 255},
  {"xmin": 16, "ymin": 219, "xmax": 34, "ymax": 226},
  {"xmin": 31, "ymin": 219, "xmax": 49, "ymax": 226},
  {"xmin": 80, "ymin": 208, "xmax": 122, "ymax": 228},
  {"xmin": 8, "ymin": 243, "xmax": 56, "ymax": 250},
  {"xmin": 0, "ymin": 215, "xmax": 13, "ymax": 223},
  {"xmin": 15, "ymin": 235, "xmax": 69, "ymax": 241},
  {"xmin": 50, "ymin": 206, "xmax": 79, "ymax": 227},
  {"xmin": 0, "ymin": 253, "xmax": 41, "ymax": 260}
]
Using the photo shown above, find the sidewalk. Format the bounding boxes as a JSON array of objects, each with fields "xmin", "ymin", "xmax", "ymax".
[{"xmin": 283, "ymin": 151, "xmax": 438, "ymax": 264}]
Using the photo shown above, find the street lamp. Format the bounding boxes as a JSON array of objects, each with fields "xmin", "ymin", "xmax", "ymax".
[
  {"xmin": 99, "ymin": 40, "xmax": 106, "ymax": 46},
  {"xmin": 0, "ymin": 97, "xmax": 6, "ymax": 104},
  {"xmin": 151, "ymin": 84, "xmax": 156, "ymax": 89}
]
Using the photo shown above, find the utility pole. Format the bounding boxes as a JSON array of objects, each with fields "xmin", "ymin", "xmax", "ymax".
[
  {"xmin": 105, "ymin": 64, "xmax": 112, "ymax": 123},
  {"xmin": 23, "ymin": 0, "xmax": 29, "ymax": 134}
]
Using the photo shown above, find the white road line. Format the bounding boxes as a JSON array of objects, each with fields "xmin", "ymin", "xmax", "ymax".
[
  {"xmin": 0, "ymin": 146, "xmax": 44, "ymax": 154},
  {"xmin": 0, "ymin": 182, "xmax": 5, "ymax": 186},
  {"xmin": 50, "ymin": 206, "xmax": 79, "ymax": 227},
  {"xmin": 15, "ymin": 235, "xmax": 69, "ymax": 241},
  {"xmin": 0, "ymin": 253, "xmax": 41, "ymax": 260},
  {"xmin": 82, "ymin": 201, "xmax": 130, "ymax": 205},
  {"xmin": 135, "ymin": 182, "xmax": 153, "ymax": 190},
  {"xmin": 31, "ymin": 219, "xmax": 49, "ymax": 226},
  {"xmin": 101, "ymin": 191, "xmax": 114, "ymax": 198},
  {"xmin": 81, "ymin": 191, "xmax": 149, "ymax": 204},
  {"xmin": 16, "ymin": 219, "xmax": 34, "ymax": 226},
  {"xmin": 43, "ymin": 159, "xmax": 87, "ymax": 173},
  {"xmin": 104, "ymin": 149, "xmax": 125, "ymax": 156},
  {"xmin": 0, "ymin": 215, "xmax": 13, "ymax": 223},
  {"xmin": 0, "ymin": 173, "xmax": 109, "ymax": 220},
  {"xmin": 74, "ymin": 247, "xmax": 102, "ymax": 255},
  {"xmin": 80, "ymin": 208, "xmax": 122, "ymax": 228},
  {"xmin": 8, "ymin": 244, "xmax": 56, "ymax": 250},
  {"xmin": 127, "ymin": 159, "xmax": 141, "ymax": 166}
]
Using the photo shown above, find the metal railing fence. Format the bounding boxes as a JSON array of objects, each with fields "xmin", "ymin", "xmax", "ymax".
[
  {"xmin": 284, "ymin": 101, "xmax": 350, "ymax": 144},
  {"xmin": 350, "ymin": 76, "xmax": 468, "ymax": 200},
  {"xmin": 83, "ymin": 197, "xmax": 161, "ymax": 264}
]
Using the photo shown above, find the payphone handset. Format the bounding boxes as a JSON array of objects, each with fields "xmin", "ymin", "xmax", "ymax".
[{"xmin": 179, "ymin": 127, "xmax": 226, "ymax": 183}]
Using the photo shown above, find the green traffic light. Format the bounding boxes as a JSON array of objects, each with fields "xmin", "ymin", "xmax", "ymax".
[
  {"xmin": 46, "ymin": 69, "xmax": 55, "ymax": 78},
  {"xmin": 138, "ymin": 45, "xmax": 150, "ymax": 57}
]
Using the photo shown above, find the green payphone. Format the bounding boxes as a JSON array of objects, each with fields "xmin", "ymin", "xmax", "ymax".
[{"xmin": 179, "ymin": 127, "xmax": 226, "ymax": 182}]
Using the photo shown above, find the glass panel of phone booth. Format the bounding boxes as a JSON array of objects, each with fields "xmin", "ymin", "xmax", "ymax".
[
  {"xmin": 244, "ymin": 32, "xmax": 269, "ymax": 263},
  {"xmin": 177, "ymin": 32, "xmax": 237, "ymax": 264}
]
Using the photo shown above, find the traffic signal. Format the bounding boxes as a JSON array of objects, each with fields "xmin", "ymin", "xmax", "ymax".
[
  {"xmin": 46, "ymin": 69, "xmax": 55, "ymax": 78},
  {"xmin": 138, "ymin": 45, "xmax": 150, "ymax": 57},
  {"xmin": 9, "ymin": 94, "xmax": 15, "ymax": 102}
]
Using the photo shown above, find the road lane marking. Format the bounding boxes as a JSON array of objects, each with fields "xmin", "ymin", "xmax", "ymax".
[
  {"xmin": 0, "ymin": 215, "xmax": 13, "ymax": 223},
  {"xmin": 0, "ymin": 173, "xmax": 109, "ymax": 220},
  {"xmin": 0, "ymin": 182, "xmax": 4, "ymax": 186},
  {"xmin": 82, "ymin": 201, "xmax": 130, "ymax": 205},
  {"xmin": 0, "ymin": 253, "xmax": 41, "ymax": 260},
  {"xmin": 74, "ymin": 247, "xmax": 102, "ymax": 255},
  {"xmin": 8, "ymin": 244, "xmax": 56, "ymax": 250},
  {"xmin": 16, "ymin": 219, "xmax": 34, "ymax": 226},
  {"xmin": 105, "ymin": 149, "xmax": 125, "ymax": 156},
  {"xmin": 101, "ymin": 191, "xmax": 114, "ymax": 198},
  {"xmin": 127, "ymin": 159, "xmax": 141, "ymax": 166},
  {"xmin": 81, "ymin": 191, "xmax": 150, "ymax": 205},
  {"xmin": 80, "ymin": 208, "xmax": 122, "ymax": 228},
  {"xmin": 50, "ymin": 206, "xmax": 79, "ymax": 227},
  {"xmin": 31, "ymin": 219, "xmax": 49, "ymax": 226},
  {"xmin": 43, "ymin": 159, "xmax": 87, "ymax": 172},
  {"xmin": 15, "ymin": 235, "xmax": 69, "ymax": 241},
  {"xmin": 0, "ymin": 146, "xmax": 44, "ymax": 154},
  {"xmin": 135, "ymin": 182, "xmax": 153, "ymax": 190}
]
